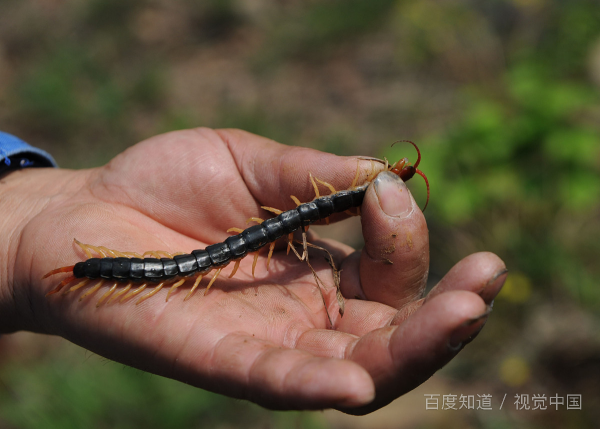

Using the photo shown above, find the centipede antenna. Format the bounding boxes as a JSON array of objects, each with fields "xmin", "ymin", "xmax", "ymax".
[
  {"xmin": 391, "ymin": 140, "xmax": 421, "ymax": 169},
  {"xmin": 415, "ymin": 169, "xmax": 430, "ymax": 211}
]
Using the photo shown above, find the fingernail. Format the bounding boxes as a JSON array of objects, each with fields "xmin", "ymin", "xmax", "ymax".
[
  {"xmin": 448, "ymin": 306, "xmax": 493, "ymax": 351},
  {"xmin": 480, "ymin": 268, "xmax": 509, "ymax": 303},
  {"xmin": 374, "ymin": 171, "xmax": 413, "ymax": 218}
]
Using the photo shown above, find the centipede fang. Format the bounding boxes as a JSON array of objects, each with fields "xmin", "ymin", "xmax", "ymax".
[{"xmin": 43, "ymin": 141, "xmax": 429, "ymax": 324}]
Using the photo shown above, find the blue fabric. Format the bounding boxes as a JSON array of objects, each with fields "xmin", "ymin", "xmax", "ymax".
[{"xmin": 0, "ymin": 131, "xmax": 57, "ymax": 170}]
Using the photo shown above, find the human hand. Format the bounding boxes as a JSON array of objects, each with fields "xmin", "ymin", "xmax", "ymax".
[{"xmin": 0, "ymin": 128, "xmax": 506, "ymax": 413}]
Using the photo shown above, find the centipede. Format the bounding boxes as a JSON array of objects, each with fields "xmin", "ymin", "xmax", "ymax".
[{"xmin": 43, "ymin": 141, "xmax": 429, "ymax": 323}]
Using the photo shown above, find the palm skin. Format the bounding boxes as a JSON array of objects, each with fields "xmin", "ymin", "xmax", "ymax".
[{"xmin": 1, "ymin": 128, "xmax": 507, "ymax": 413}]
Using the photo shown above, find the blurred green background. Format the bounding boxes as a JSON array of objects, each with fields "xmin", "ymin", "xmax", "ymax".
[{"xmin": 1, "ymin": 0, "xmax": 599, "ymax": 427}]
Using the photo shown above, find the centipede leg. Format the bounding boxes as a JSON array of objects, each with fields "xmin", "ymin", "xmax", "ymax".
[
  {"xmin": 265, "ymin": 242, "xmax": 275, "ymax": 271},
  {"xmin": 184, "ymin": 274, "xmax": 204, "ymax": 301},
  {"xmin": 252, "ymin": 252, "xmax": 259, "ymax": 278},
  {"xmin": 303, "ymin": 241, "xmax": 345, "ymax": 317},
  {"xmin": 86, "ymin": 245, "xmax": 108, "ymax": 258},
  {"xmin": 45, "ymin": 275, "xmax": 76, "ymax": 296},
  {"xmin": 42, "ymin": 265, "xmax": 76, "ymax": 280},
  {"xmin": 63, "ymin": 278, "xmax": 90, "ymax": 295},
  {"xmin": 136, "ymin": 281, "xmax": 167, "ymax": 305},
  {"xmin": 79, "ymin": 280, "xmax": 104, "ymax": 302},
  {"xmin": 204, "ymin": 268, "xmax": 223, "ymax": 295},
  {"xmin": 120, "ymin": 283, "xmax": 147, "ymax": 302},
  {"xmin": 288, "ymin": 228, "xmax": 308, "ymax": 261},
  {"xmin": 107, "ymin": 282, "xmax": 132, "ymax": 304},
  {"xmin": 143, "ymin": 250, "xmax": 163, "ymax": 258},
  {"xmin": 314, "ymin": 177, "xmax": 337, "ymax": 224},
  {"xmin": 366, "ymin": 160, "xmax": 377, "ymax": 182},
  {"xmin": 290, "ymin": 236, "xmax": 335, "ymax": 326},
  {"xmin": 309, "ymin": 173, "xmax": 320, "ymax": 198},
  {"xmin": 98, "ymin": 246, "xmax": 119, "ymax": 257},
  {"xmin": 261, "ymin": 206, "xmax": 283, "ymax": 215},
  {"xmin": 351, "ymin": 159, "xmax": 361, "ymax": 189},
  {"xmin": 166, "ymin": 278, "xmax": 186, "ymax": 302},
  {"xmin": 246, "ymin": 217, "xmax": 265, "ymax": 225},
  {"xmin": 74, "ymin": 239, "xmax": 93, "ymax": 258},
  {"xmin": 229, "ymin": 260, "xmax": 241, "ymax": 278},
  {"xmin": 96, "ymin": 282, "xmax": 118, "ymax": 307}
]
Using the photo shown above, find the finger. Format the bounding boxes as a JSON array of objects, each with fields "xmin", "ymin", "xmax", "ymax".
[
  {"xmin": 92, "ymin": 128, "xmax": 252, "ymax": 243},
  {"xmin": 426, "ymin": 252, "xmax": 507, "ymax": 305},
  {"xmin": 216, "ymin": 128, "xmax": 384, "ymax": 214},
  {"xmin": 342, "ymin": 290, "xmax": 488, "ymax": 414},
  {"xmin": 174, "ymin": 332, "xmax": 375, "ymax": 410},
  {"xmin": 349, "ymin": 171, "xmax": 429, "ymax": 309},
  {"xmin": 334, "ymin": 299, "xmax": 398, "ymax": 336}
]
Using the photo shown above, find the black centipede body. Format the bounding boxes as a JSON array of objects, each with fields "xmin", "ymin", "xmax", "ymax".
[{"xmin": 72, "ymin": 185, "xmax": 368, "ymax": 282}]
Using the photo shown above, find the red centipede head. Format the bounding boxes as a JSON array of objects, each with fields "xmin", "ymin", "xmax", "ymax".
[{"xmin": 389, "ymin": 140, "xmax": 430, "ymax": 211}]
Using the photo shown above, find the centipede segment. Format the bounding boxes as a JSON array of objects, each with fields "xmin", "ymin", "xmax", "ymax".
[{"xmin": 44, "ymin": 141, "xmax": 430, "ymax": 321}]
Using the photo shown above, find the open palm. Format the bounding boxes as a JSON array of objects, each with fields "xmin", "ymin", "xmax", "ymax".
[{"xmin": 7, "ymin": 128, "xmax": 506, "ymax": 413}]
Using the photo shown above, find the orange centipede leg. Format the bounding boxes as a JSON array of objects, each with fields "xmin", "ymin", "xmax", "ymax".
[
  {"xmin": 157, "ymin": 251, "xmax": 175, "ymax": 258},
  {"xmin": 286, "ymin": 233, "xmax": 294, "ymax": 255},
  {"xmin": 74, "ymin": 239, "xmax": 93, "ymax": 258},
  {"xmin": 315, "ymin": 177, "xmax": 337, "ymax": 195},
  {"xmin": 45, "ymin": 275, "xmax": 76, "ymax": 296},
  {"xmin": 184, "ymin": 274, "xmax": 204, "ymax": 301},
  {"xmin": 166, "ymin": 278, "xmax": 186, "ymax": 302},
  {"xmin": 120, "ymin": 283, "xmax": 147, "ymax": 302},
  {"xmin": 42, "ymin": 265, "xmax": 75, "ymax": 279},
  {"xmin": 252, "ymin": 252, "xmax": 259, "ymax": 278},
  {"xmin": 107, "ymin": 282, "xmax": 132, "ymax": 304},
  {"xmin": 143, "ymin": 250, "xmax": 163, "ymax": 258},
  {"xmin": 351, "ymin": 159, "xmax": 361, "ymax": 189},
  {"xmin": 261, "ymin": 206, "xmax": 283, "ymax": 215},
  {"xmin": 365, "ymin": 160, "xmax": 376, "ymax": 182},
  {"xmin": 79, "ymin": 280, "xmax": 104, "ymax": 301},
  {"xmin": 229, "ymin": 260, "xmax": 241, "ymax": 278},
  {"xmin": 98, "ymin": 246, "xmax": 119, "ymax": 257},
  {"xmin": 96, "ymin": 283, "xmax": 118, "ymax": 307},
  {"xmin": 290, "ymin": 195, "xmax": 302, "ymax": 206},
  {"xmin": 136, "ymin": 281, "xmax": 167, "ymax": 305},
  {"xmin": 314, "ymin": 177, "xmax": 337, "ymax": 224},
  {"xmin": 63, "ymin": 278, "xmax": 91, "ymax": 295},
  {"xmin": 309, "ymin": 173, "xmax": 320, "ymax": 198},
  {"xmin": 246, "ymin": 217, "xmax": 264, "ymax": 225},
  {"xmin": 265, "ymin": 242, "xmax": 275, "ymax": 271},
  {"xmin": 204, "ymin": 268, "xmax": 222, "ymax": 295},
  {"xmin": 86, "ymin": 244, "xmax": 108, "ymax": 257}
]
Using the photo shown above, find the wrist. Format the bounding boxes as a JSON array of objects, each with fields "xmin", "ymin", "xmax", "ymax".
[{"xmin": 0, "ymin": 168, "xmax": 90, "ymax": 333}]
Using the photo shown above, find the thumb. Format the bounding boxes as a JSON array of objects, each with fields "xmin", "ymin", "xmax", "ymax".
[{"xmin": 356, "ymin": 171, "xmax": 429, "ymax": 309}]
